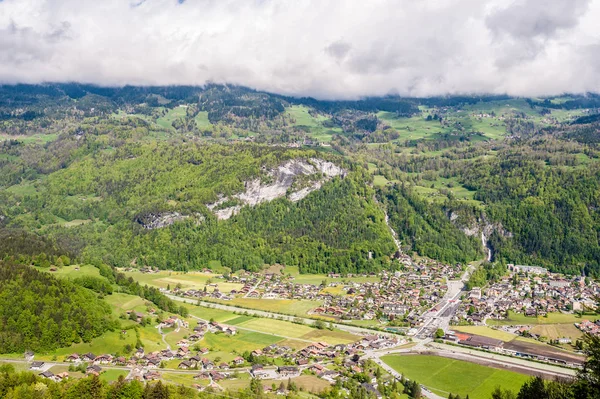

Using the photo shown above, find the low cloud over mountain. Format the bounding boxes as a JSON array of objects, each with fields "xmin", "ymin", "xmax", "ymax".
[{"xmin": 0, "ymin": 0, "xmax": 599, "ymax": 99}]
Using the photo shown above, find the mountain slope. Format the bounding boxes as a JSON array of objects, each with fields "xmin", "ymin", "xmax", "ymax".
[{"xmin": 2, "ymin": 142, "xmax": 395, "ymax": 273}]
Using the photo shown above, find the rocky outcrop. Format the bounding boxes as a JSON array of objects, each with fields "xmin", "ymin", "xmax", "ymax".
[
  {"xmin": 207, "ymin": 158, "xmax": 345, "ymax": 220},
  {"xmin": 136, "ymin": 212, "xmax": 204, "ymax": 230}
]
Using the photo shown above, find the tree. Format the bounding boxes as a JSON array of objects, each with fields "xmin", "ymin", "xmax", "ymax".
[
  {"xmin": 491, "ymin": 387, "xmax": 516, "ymax": 399},
  {"xmin": 578, "ymin": 333, "xmax": 600, "ymax": 393},
  {"xmin": 314, "ymin": 320, "xmax": 326, "ymax": 330},
  {"xmin": 435, "ymin": 328, "xmax": 445, "ymax": 339}
]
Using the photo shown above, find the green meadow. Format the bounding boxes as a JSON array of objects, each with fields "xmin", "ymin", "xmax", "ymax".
[{"xmin": 381, "ymin": 355, "xmax": 529, "ymax": 399}]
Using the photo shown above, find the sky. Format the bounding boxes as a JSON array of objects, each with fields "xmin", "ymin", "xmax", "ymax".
[{"xmin": 1, "ymin": 0, "xmax": 599, "ymax": 99}]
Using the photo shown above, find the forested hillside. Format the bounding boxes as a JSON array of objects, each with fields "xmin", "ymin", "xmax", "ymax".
[
  {"xmin": 0, "ymin": 262, "xmax": 116, "ymax": 353},
  {"xmin": 2, "ymin": 83, "xmax": 600, "ymax": 275},
  {"xmin": 378, "ymin": 184, "xmax": 483, "ymax": 265},
  {"xmin": 1, "ymin": 140, "xmax": 395, "ymax": 273}
]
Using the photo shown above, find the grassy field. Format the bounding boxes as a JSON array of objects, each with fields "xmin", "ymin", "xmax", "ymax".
[
  {"xmin": 235, "ymin": 318, "xmax": 314, "ymax": 338},
  {"xmin": 377, "ymin": 112, "xmax": 447, "ymax": 141},
  {"xmin": 200, "ymin": 329, "xmax": 282, "ymax": 354},
  {"xmin": 529, "ymin": 323, "xmax": 584, "ymax": 341},
  {"xmin": 204, "ymin": 297, "xmax": 321, "ymax": 317},
  {"xmin": 185, "ymin": 304, "xmax": 239, "ymax": 323},
  {"xmin": 286, "ymin": 105, "xmax": 341, "ymax": 142},
  {"xmin": 487, "ymin": 311, "xmax": 600, "ymax": 326},
  {"xmin": 373, "ymin": 175, "xmax": 391, "ymax": 187},
  {"xmin": 121, "ymin": 270, "xmax": 244, "ymax": 293},
  {"xmin": 99, "ymin": 369, "xmax": 129, "ymax": 382},
  {"xmin": 300, "ymin": 329, "xmax": 358, "ymax": 345},
  {"xmin": 382, "ymin": 355, "xmax": 529, "ymax": 399},
  {"xmin": 34, "ymin": 264, "xmax": 106, "ymax": 281},
  {"xmin": 44, "ymin": 330, "xmax": 138, "ymax": 361},
  {"xmin": 451, "ymin": 326, "xmax": 518, "ymax": 342},
  {"xmin": 194, "ymin": 111, "xmax": 211, "ymax": 129},
  {"xmin": 137, "ymin": 325, "xmax": 167, "ymax": 353},
  {"xmin": 104, "ymin": 293, "xmax": 150, "ymax": 314},
  {"xmin": 156, "ymin": 106, "xmax": 187, "ymax": 130},
  {"xmin": 263, "ymin": 375, "xmax": 331, "ymax": 394},
  {"xmin": 285, "ymin": 266, "xmax": 379, "ymax": 285},
  {"xmin": 0, "ymin": 133, "xmax": 59, "ymax": 145}
]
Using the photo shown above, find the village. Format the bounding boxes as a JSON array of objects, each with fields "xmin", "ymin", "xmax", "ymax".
[
  {"xmin": 454, "ymin": 264, "xmax": 600, "ymax": 330},
  {"xmin": 26, "ymin": 317, "xmax": 404, "ymax": 397},
  {"xmin": 169, "ymin": 253, "xmax": 463, "ymax": 328}
]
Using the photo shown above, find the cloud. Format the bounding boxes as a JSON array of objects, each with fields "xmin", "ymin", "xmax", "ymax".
[{"xmin": 0, "ymin": 0, "xmax": 599, "ymax": 99}]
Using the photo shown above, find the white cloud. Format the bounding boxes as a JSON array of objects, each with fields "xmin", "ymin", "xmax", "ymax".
[{"xmin": 0, "ymin": 0, "xmax": 599, "ymax": 99}]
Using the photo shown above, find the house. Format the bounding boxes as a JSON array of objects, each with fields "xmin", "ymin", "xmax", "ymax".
[
  {"xmin": 147, "ymin": 358, "xmax": 161, "ymax": 368},
  {"xmin": 30, "ymin": 361, "xmax": 45, "ymax": 371},
  {"xmin": 86, "ymin": 365, "xmax": 102, "ymax": 376},
  {"xmin": 94, "ymin": 354, "xmax": 113, "ymax": 364},
  {"xmin": 66, "ymin": 354, "xmax": 80, "ymax": 363},
  {"xmin": 144, "ymin": 371, "xmax": 161, "ymax": 380},
  {"xmin": 39, "ymin": 371, "xmax": 55, "ymax": 380},
  {"xmin": 179, "ymin": 360, "xmax": 194, "ymax": 370},
  {"xmin": 309, "ymin": 364, "xmax": 324, "ymax": 373},
  {"xmin": 82, "ymin": 353, "xmax": 96, "ymax": 362},
  {"xmin": 277, "ymin": 366, "xmax": 299, "ymax": 377},
  {"xmin": 361, "ymin": 383, "xmax": 382, "ymax": 399},
  {"xmin": 232, "ymin": 356, "xmax": 245, "ymax": 365},
  {"xmin": 251, "ymin": 364, "xmax": 265, "ymax": 378},
  {"xmin": 202, "ymin": 358, "xmax": 214, "ymax": 370},
  {"xmin": 135, "ymin": 348, "xmax": 145, "ymax": 358},
  {"xmin": 24, "ymin": 351, "xmax": 34, "ymax": 362}
]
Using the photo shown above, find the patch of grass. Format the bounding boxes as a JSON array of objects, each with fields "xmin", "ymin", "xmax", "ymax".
[
  {"xmin": 35, "ymin": 264, "xmax": 106, "ymax": 281},
  {"xmin": 451, "ymin": 326, "xmax": 517, "ymax": 342},
  {"xmin": 5, "ymin": 181, "xmax": 39, "ymax": 196},
  {"xmin": 44, "ymin": 330, "xmax": 137, "ymax": 361},
  {"xmin": 104, "ymin": 293, "xmax": 149, "ymax": 314},
  {"xmin": 99, "ymin": 369, "xmax": 129, "ymax": 382},
  {"xmin": 186, "ymin": 305, "xmax": 239, "ymax": 323},
  {"xmin": 381, "ymin": 355, "xmax": 529, "ymax": 399},
  {"xmin": 487, "ymin": 311, "xmax": 600, "ymax": 326},
  {"xmin": 206, "ymin": 298, "xmax": 321, "ymax": 317},
  {"xmin": 300, "ymin": 329, "xmax": 358, "ymax": 345},
  {"xmin": 529, "ymin": 323, "xmax": 584, "ymax": 341},
  {"xmin": 201, "ymin": 330, "xmax": 282, "ymax": 354},
  {"xmin": 156, "ymin": 106, "xmax": 187, "ymax": 130},
  {"xmin": 226, "ymin": 316, "xmax": 256, "ymax": 325},
  {"xmin": 161, "ymin": 372, "xmax": 203, "ymax": 387},
  {"xmin": 138, "ymin": 325, "xmax": 167, "ymax": 353},
  {"xmin": 285, "ymin": 266, "xmax": 379, "ymax": 285},
  {"xmin": 236, "ymin": 318, "xmax": 314, "ymax": 338},
  {"xmin": 194, "ymin": 111, "xmax": 211, "ymax": 129},
  {"xmin": 286, "ymin": 105, "xmax": 342, "ymax": 142},
  {"xmin": 373, "ymin": 175, "xmax": 390, "ymax": 187}
]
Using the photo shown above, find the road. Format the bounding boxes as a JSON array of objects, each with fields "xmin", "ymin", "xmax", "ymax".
[
  {"xmin": 415, "ymin": 262, "xmax": 476, "ymax": 338},
  {"xmin": 243, "ymin": 278, "xmax": 262, "ymax": 298}
]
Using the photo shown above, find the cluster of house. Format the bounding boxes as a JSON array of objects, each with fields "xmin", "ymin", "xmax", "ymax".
[
  {"xmin": 173, "ymin": 256, "xmax": 462, "ymax": 325},
  {"xmin": 311, "ymin": 260, "xmax": 462, "ymax": 322},
  {"xmin": 454, "ymin": 265, "xmax": 599, "ymax": 325},
  {"xmin": 575, "ymin": 319, "xmax": 600, "ymax": 336}
]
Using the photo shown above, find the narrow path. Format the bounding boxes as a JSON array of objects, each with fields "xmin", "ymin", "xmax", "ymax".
[{"xmin": 157, "ymin": 325, "xmax": 171, "ymax": 351}]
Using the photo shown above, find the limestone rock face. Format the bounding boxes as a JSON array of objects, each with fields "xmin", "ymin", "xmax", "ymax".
[{"xmin": 208, "ymin": 158, "xmax": 346, "ymax": 220}]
